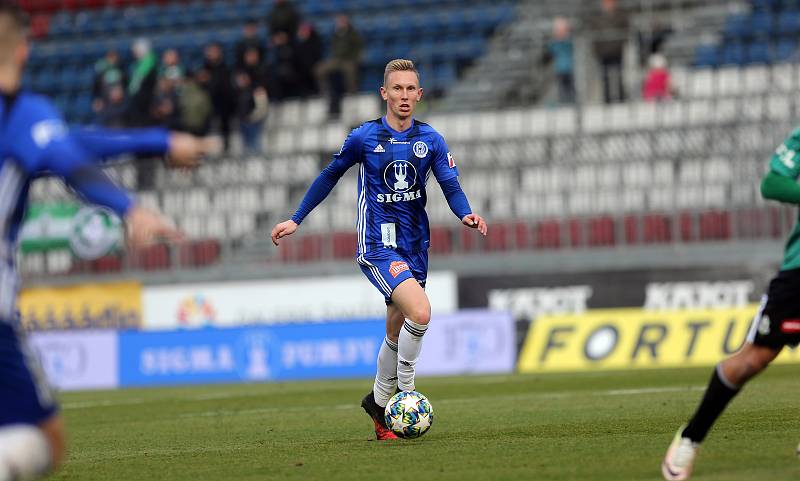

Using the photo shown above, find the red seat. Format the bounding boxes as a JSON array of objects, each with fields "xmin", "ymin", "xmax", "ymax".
[
  {"xmin": 699, "ymin": 211, "xmax": 731, "ymax": 240},
  {"xmin": 178, "ymin": 239, "xmax": 221, "ymax": 267},
  {"xmin": 587, "ymin": 216, "xmax": 615, "ymax": 247},
  {"xmin": 514, "ymin": 222, "xmax": 531, "ymax": 250},
  {"xmin": 429, "ymin": 226, "xmax": 452, "ymax": 255},
  {"xmin": 332, "ymin": 232, "xmax": 357, "ymax": 259},
  {"xmin": 567, "ymin": 219, "xmax": 582, "ymax": 248},
  {"xmin": 297, "ymin": 235, "xmax": 322, "ymax": 263},
  {"xmin": 484, "ymin": 223, "xmax": 509, "ymax": 251},
  {"xmin": 624, "ymin": 215, "xmax": 639, "ymax": 244},
  {"xmin": 680, "ymin": 212, "xmax": 694, "ymax": 242},
  {"xmin": 643, "ymin": 214, "xmax": 671, "ymax": 243},
  {"xmin": 535, "ymin": 220, "xmax": 561, "ymax": 249},
  {"xmin": 131, "ymin": 244, "xmax": 170, "ymax": 271},
  {"xmin": 91, "ymin": 254, "xmax": 122, "ymax": 273}
]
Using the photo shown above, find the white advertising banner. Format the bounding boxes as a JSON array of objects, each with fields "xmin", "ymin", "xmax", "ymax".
[
  {"xmin": 418, "ymin": 309, "xmax": 516, "ymax": 376},
  {"xmin": 28, "ymin": 330, "xmax": 118, "ymax": 391},
  {"xmin": 143, "ymin": 272, "xmax": 457, "ymax": 329}
]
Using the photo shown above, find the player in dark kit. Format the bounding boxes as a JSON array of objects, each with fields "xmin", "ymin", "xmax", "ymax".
[
  {"xmin": 662, "ymin": 127, "xmax": 800, "ymax": 480},
  {"xmin": 0, "ymin": 3, "xmax": 187, "ymax": 479},
  {"xmin": 271, "ymin": 59, "xmax": 487, "ymax": 440}
]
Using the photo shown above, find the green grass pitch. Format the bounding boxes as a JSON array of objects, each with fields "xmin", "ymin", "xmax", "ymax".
[{"xmin": 50, "ymin": 365, "xmax": 800, "ymax": 481}]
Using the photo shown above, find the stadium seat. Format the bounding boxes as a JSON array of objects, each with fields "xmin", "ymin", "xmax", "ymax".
[
  {"xmin": 694, "ymin": 45, "xmax": 720, "ymax": 67},
  {"xmin": 723, "ymin": 14, "xmax": 751, "ymax": 39}
]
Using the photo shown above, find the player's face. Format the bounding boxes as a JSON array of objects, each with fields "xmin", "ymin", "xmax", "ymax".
[{"xmin": 381, "ymin": 71, "xmax": 422, "ymax": 120}]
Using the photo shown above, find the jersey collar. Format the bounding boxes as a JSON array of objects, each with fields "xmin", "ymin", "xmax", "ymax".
[{"xmin": 381, "ymin": 116, "xmax": 415, "ymax": 136}]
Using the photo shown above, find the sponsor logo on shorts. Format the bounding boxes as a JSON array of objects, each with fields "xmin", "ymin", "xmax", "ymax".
[
  {"xmin": 389, "ymin": 261, "xmax": 410, "ymax": 278},
  {"xmin": 780, "ymin": 320, "xmax": 800, "ymax": 333}
]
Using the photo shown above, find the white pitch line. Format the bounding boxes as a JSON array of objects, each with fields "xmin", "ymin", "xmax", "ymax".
[
  {"xmin": 173, "ymin": 385, "xmax": 706, "ymax": 420},
  {"xmin": 62, "ymin": 384, "xmax": 705, "ymax": 412}
]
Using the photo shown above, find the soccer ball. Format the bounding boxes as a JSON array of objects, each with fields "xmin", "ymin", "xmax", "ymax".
[{"xmin": 384, "ymin": 390, "xmax": 434, "ymax": 439}]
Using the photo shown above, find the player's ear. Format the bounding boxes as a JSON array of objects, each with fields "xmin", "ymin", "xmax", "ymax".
[
  {"xmin": 417, "ymin": 87, "xmax": 423, "ymax": 101},
  {"xmin": 380, "ymin": 86, "xmax": 388, "ymax": 101}
]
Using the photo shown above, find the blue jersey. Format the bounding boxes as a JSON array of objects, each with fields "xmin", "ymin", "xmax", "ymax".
[
  {"xmin": 0, "ymin": 91, "xmax": 132, "ymax": 323},
  {"xmin": 293, "ymin": 117, "xmax": 466, "ymax": 256}
]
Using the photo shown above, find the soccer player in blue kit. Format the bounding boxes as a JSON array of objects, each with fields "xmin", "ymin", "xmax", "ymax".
[
  {"xmin": 0, "ymin": 3, "xmax": 187, "ymax": 479},
  {"xmin": 271, "ymin": 59, "xmax": 488, "ymax": 440}
]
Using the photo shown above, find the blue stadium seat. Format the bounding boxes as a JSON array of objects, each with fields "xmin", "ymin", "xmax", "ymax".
[
  {"xmin": 746, "ymin": 40, "xmax": 771, "ymax": 63},
  {"xmin": 777, "ymin": 9, "xmax": 800, "ymax": 34},
  {"xmin": 775, "ymin": 38, "xmax": 798, "ymax": 60},
  {"xmin": 721, "ymin": 42, "xmax": 747, "ymax": 65},
  {"xmin": 752, "ymin": 0, "xmax": 782, "ymax": 10},
  {"xmin": 749, "ymin": 11, "xmax": 775, "ymax": 36},
  {"xmin": 723, "ymin": 14, "xmax": 751, "ymax": 38},
  {"xmin": 694, "ymin": 44, "xmax": 719, "ymax": 67}
]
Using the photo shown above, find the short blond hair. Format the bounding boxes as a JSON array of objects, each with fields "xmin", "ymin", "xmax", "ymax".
[{"xmin": 383, "ymin": 59, "xmax": 419, "ymax": 87}]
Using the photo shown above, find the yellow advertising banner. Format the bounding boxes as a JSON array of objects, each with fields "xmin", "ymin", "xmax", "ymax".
[
  {"xmin": 18, "ymin": 281, "xmax": 142, "ymax": 330},
  {"xmin": 518, "ymin": 305, "xmax": 800, "ymax": 373}
]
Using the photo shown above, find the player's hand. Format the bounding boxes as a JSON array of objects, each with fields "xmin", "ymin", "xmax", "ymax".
[
  {"xmin": 462, "ymin": 213, "xmax": 488, "ymax": 236},
  {"xmin": 271, "ymin": 219, "xmax": 298, "ymax": 246},
  {"xmin": 165, "ymin": 133, "xmax": 220, "ymax": 169},
  {"xmin": 125, "ymin": 206, "xmax": 184, "ymax": 249}
]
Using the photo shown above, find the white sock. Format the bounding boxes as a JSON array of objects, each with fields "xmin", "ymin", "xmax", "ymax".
[
  {"xmin": 397, "ymin": 319, "xmax": 428, "ymax": 392},
  {"xmin": 0, "ymin": 425, "xmax": 52, "ymax": 481},
  {"xmin": 373, "ymin": 337, "xmax": 398, "ymax": 407}
]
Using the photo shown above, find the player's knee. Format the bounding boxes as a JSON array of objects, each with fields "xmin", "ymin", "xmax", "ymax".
[{"xmin": 407, "ymin": 306, "xmax": 431, "ymax": 326}]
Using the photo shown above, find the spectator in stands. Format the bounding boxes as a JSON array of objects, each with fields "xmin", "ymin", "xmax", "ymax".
[
  {"xmin": 241, "ymin": 46, "xmax": 268, "ymax": 90},
  {"xmin": 267, "ymin": 0, "xmax": 300, "ymax": 38},
  {"xmin": 295, "ymin": 22, "xmax": 322, "ymax": 97},
  {"xmin": 267, "ymin": 31, "xmax": 299, "ymax": 100},
  {"xmin": 315, "ymin": 14, "xmax": 362, "ymax": 115},
  {"xmin": 151, "ymin": 77, "xmax": 180, "ymax": 129},
  {"xmin": 125, "ymin": 38, "xmax": 158, "ymax": 126},
  {"xmin": 159, "ymin": 48, "xmax": 184, "ymax": 83},
  {"xmin": 235, "ymin": 19, "xmax": 265, "ymax": 70},
  {"xmin": 203, "ymin": 42, "xmax": 234, "ymax": 153},
  {"xmin": 178, "ymin": 69, "xmax": 213, "ymax": 136},
  {"xmin": 586, "ymin": 0, "xmax": 630, "ymax": 103},
  {"xmin": 234, "ymin": 70, "xmax": 269, "ymax": 154},
  {"xmin": 641, "ymin": 53, "xmax": 672, "ymax": 102},
  {"xmin": 547, "ymin": 16, "xmax": 575, "ymax": 104},
  {"xmin": 91, "ymin": 49, "xmax": 125, "ymax": 117},
  {"xmin": 96, "ymin": 84, "xmax": 127, "ymax": 127}
]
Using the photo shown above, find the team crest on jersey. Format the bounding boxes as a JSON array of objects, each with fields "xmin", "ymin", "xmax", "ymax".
[
  {"xmin": 413, "ymin": 141, "xmax": 428, "ymax": 158},
  {"xmin": 383, "ymin": 160, "xmax": 418, "ymax": 193},
  {"xmin": 389, "ymin": 261, "xmax": 410, "ymax": 278}
]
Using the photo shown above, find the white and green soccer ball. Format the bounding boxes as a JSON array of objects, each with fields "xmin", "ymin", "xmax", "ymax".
[{"xmin": 384, "ymin": 390, "xmax": 434, "ymax": 439}]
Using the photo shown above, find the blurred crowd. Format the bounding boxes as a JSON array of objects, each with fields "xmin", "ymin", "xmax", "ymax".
[
  {"xmin": 544, "ymin": 0, "xmax": 675, "ymax": 106},
  {"xmin": 91, "ymin": 0, "xmax": 362, "ymax": 154}
]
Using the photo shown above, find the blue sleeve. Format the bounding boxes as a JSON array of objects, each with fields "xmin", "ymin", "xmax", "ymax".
[
  {"xmin": 70, "ymin": 126, "xmax": 170, "ymax": 162},
  {"xmin": 291, "ymin": 127, "xmax": 363, "ymax": 225},
  {"xmin": 439, "ymin": 176, "xmax": 472, "ymax": 220},
  {"xmin": 15, "ymin": 97, "xmax": 134, "ymax": 216},
  {"xmin": 430, "ymin": 133, "xmax": 459, "ymax": 183}
]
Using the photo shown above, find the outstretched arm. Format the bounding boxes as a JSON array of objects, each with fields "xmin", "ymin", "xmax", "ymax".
[
  {"xmin": 71, "ymin": 126, "xmax": 215, "ymax": 168},
  {"xmin": 271, "ymin": 127, "xmax": 363, "ymax": 245},
  {"xmin": 439, "ymin": 177, "xmax": 487, "ymax": 236}
]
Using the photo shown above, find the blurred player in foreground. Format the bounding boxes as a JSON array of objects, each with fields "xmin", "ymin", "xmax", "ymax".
[
  {"xmin": 272, "ymin": 59, "xmax": 487, "ymax": 440},
  {"xmin": 662, "ymin": 128, "xmax": 800, "ymax": 479},
  {"xmin": 0, "ymin": 2, "xmax": 198, "ymax": 479}
]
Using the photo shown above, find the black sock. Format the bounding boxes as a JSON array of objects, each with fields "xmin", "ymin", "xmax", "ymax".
[{"xmin": 682, "ymin": 365, "xmax": 740, "ymax": 443}]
